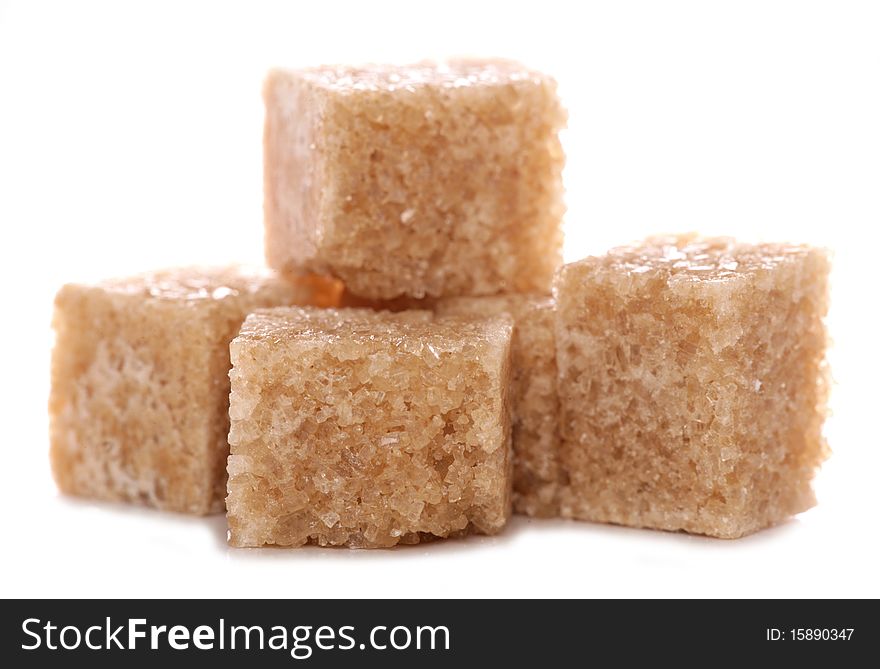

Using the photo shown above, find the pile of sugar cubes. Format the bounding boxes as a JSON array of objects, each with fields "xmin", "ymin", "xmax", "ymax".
[{"xmin": 49, "ymin": 60, "xmax": 830, "ymax": 547}]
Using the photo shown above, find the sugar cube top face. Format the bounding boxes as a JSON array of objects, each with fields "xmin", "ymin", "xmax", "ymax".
[
  {"xmin": 554, "ymin": 235, "xmax": 830, "ymax": 538},
  {"xmin": 436, "ymin": 294, "xmax": 561, "ymax": 517},
  {"xmin": 91, "ymin": 266, "xmax": 307, "ymax": 303},
  {"xmin": 50, "ymin": 267, "xmax": 320, "ymax": 514},
  {"xmin": 226, "ymin": 307, "xmax": 513, "ymax": 548},
  {"xmin": 264, "ymin": 59, "xmax": 566, "ymax": 300}
]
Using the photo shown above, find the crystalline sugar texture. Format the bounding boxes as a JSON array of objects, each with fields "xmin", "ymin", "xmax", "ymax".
[
  {"xmin": 554, "ymin": 235, "xmax": 830, "ymax": 538},
  {"xmin": 226, "ymin": 307, "xmax": 513, "ymax": 547},
  {"xmin": 436, "ymin": 294, "xmax": 561, "ymax": 517},
  {"xmin": 49, "ymin": 267, "xmax": 322, "ymax": 514},
  {"xmin": 263, "ymin": 59, "xmax": 566, "ymax": 299}
]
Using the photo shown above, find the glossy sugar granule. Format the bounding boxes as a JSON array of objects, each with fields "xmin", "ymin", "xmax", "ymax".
[
  {"xmin": 263, "ymin": 59, "xmax": 566, "ymax": 300},
  {"xmin": 226, "ymin": 307, "xmax": 513, "ymax": 547},
  {"xmin": 436, "ymin": 294, "xmax": 561, "ymax": 517},
  {"xmin": 554, "ymin": 235, "xmax": 830, "ymax": 538},
  {"xmin": 50, "ymin": 267, "xmax": 323, "ymax": 514}
]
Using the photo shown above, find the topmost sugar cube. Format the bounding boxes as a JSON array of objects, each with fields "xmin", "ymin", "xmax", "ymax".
[{"xmin": 263, "ymin": 59, "xmax": 566, "ymax": 300}]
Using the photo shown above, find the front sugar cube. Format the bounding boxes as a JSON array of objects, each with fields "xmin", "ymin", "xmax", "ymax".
[
  {"xmin": 555, "ymin": 236, "xmax": 830, "ymax": 538},
  {"xmin": 436, "ymin": 294, "xmax": 561, "ymax": 517},
  {"xmin": 263, "ymin": 59, "xmax": 566, "ymax": 300},
  {"xmin": 50, "ymin": 267, "xmax": 322, "ymax": 514},
  {"xmin": 226, "ymin": 307, "xmax": 513, "ymax": 548}
]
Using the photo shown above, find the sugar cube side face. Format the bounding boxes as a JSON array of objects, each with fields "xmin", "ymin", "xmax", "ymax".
[
  {"xmin": 49, "ymin": 267, "xmax": 319, "ymax": 514},
  {"xmin": 226, "ymin": 307, "xmax": 513, "ymax": 547},
  {"xmin": 554, "ymin": 236, "xmax": 830, "ymax": 538},
  {"xmin": 264, "ymin": 60, "xmax": 566, "ymax": 300},
  {"xmin": 436, "ymin": 294, "xmax": 561, "ymax": 517}
]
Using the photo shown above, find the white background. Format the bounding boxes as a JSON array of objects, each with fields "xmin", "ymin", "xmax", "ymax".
[{"xmin": 1, "ymin": 0, "xmax": 878, "ymax": 598}]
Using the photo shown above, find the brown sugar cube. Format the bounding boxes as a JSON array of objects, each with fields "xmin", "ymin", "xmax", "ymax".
[
  {"xmin": 263, "ymin": 59, "xmax": 566, "ymax": 300},
  {"xmin": 226, "ymin": 307, "xmax": 513, "ymax": 548},
  {"xmin": 50, "ymin": 267, "xmax": 323, "ymax": 514},
  {"xmin": 554, "ymin": 235, "xmax": 830, "ymax": 538},
  {"xmin": 436, "ymin": 294, "xmax": 561, "ymax": 517}
]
